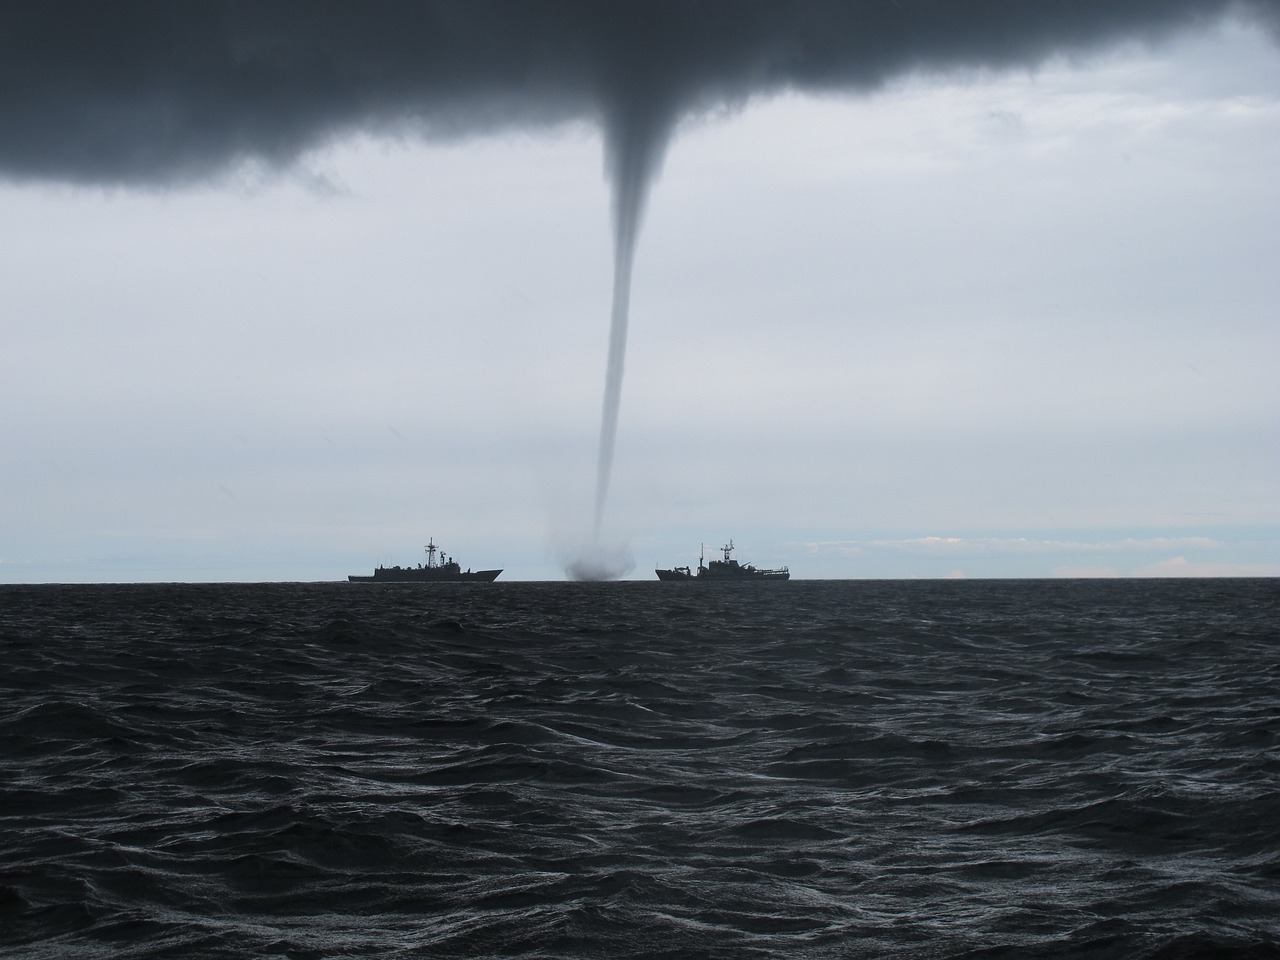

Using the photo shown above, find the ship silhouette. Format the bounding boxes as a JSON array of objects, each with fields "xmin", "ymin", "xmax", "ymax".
[
  {"xmin": 656, "ymin": 540, "xmax": 789, "ymax": 581},
  {"xmin": 349, "ymin": 538, "xmax": 501, "ymax": 582}
]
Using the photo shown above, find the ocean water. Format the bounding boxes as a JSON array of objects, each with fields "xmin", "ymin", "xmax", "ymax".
[{"xmin": 1, "ymin": 578, "xmax": 1277, "ymax": 959}]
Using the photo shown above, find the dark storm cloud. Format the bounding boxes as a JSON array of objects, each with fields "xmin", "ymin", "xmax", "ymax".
[{"xmin": 1, "ymin": 0, "xmax": 1275, "ymax": 186}]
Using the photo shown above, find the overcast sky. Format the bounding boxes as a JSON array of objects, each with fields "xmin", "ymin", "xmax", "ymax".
[{"xmin": 1, "ymin": 2, "xmax": 1277, "ymax": 581}]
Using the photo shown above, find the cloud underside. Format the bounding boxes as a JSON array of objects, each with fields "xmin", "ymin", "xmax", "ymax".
[{"xmin": 2, "ymin": 0, "xmax": 1274, "ymax": 185}]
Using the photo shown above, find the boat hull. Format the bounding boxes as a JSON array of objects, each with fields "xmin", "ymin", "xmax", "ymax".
[
  {"xmin": 655, "ymin": 567, "xmax": 695, "ymax": 581},
  {"xmin": 348, "ymin": 568, "xmax": 502, "ymax": 583},
  {"xmin": 705, "ymin": 569, "xmax": 789, "ymax": 581},
  {"xmin": 654, "ymin": 566, "xmax": 790, "ymax": 581}
]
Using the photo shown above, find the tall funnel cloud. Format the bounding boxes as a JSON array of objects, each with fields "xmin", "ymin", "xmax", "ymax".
[
  {"xmin": 594, "ymin": 102, "xmax": 674, "ymax": 541},
  {"xmin": 569, "ymin": 99, "xmax": 673, "ymax": 580}
]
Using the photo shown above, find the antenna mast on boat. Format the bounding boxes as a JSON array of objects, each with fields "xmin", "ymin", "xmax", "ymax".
[{"xmin": 425, "ymin": 538, "xmax": 438, "ymax": 568}]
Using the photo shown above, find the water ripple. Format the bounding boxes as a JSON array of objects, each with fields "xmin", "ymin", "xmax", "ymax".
[{"xmin": 2, "ymin": 578, "xmax": 1278, "ymax": 958}]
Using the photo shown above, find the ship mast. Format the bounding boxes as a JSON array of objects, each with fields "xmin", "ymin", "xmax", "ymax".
[{"xmin": 425, "ymin": 538, "xmax": 438, "ymax": 569}]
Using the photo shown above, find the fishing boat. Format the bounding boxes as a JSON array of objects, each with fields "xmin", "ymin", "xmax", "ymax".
[
  {"xmin": 349, "ymin": 539, "xmax": 501, "ymax": 582},
  {"xmin": 656, "ymin": 541, "xmax": 789, "ymax": 581}
]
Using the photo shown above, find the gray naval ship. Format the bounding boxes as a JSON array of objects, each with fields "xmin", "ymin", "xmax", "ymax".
[
  {"xmin": 349, "ymin": 538, "xmax": 501, "ymax": 582},
  {"xmin": 656, "ymin": 540, "xmax": 789, "ymax": 581}
]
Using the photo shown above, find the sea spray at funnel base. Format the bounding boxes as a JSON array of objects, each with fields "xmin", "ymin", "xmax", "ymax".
[{"xmin": 564, "ymin": 542, "xmax": 635, "ymax": 582}]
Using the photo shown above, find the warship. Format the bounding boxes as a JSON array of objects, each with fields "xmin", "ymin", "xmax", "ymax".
[
  {"xmin": 656, "ymin": 540, "xmax": 789, "ymax": 581},
  {"xmin": 349, "ymin": 539, "xmax": 501, "ymax": 582}
]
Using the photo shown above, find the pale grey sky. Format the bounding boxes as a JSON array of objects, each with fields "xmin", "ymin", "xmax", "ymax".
[{"xmin": 1, "ymin": 4, "xmax": 1277, "ymax": 580}]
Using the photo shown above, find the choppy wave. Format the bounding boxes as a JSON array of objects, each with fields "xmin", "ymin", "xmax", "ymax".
[{"xmin": 2, "ymin": 578, "xmax": 1278, "ymax": 958}]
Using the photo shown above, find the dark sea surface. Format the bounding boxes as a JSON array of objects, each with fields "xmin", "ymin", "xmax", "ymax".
[{"xmin": 2, "ymin": 578, "xmax": 1278, "ymax": 959}]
